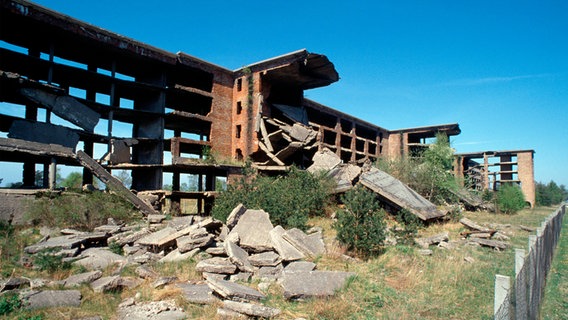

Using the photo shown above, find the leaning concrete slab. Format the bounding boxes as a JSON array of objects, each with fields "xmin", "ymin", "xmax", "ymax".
[
  {"xmin": 269, "ymin": 225, "xmax": 305, "ymax": 261},
  {"xmin": 307, "ymin": 148, "xmax": 342, "ymax": 173},
  {"xmin": 207, "ymin": 278, "xmax": 266, "ymax": 302},
  {"xmin": 76, "ymin": 151, "xmax": 158, "ymax": 216},
  {"xmin": 61, "ymin": 270, "xmax": 103, "ymax": 288},
  {"xmin": 282, "ymin": 228, "xmax": 325, "ymax": 258},
  {"xmin": 360, "ymin": 167, "xmax": 445, "ymax": 221},
  {"xmin": 228, "ymin": 209, "xmax": 274, "ymax": 253},
  {"xmin": 279, "ymin": 271, "xmax": 356, "ymax": 300},
  {"xmin": 225, "ymin": 241, "xmax": 255, "ymax": 273},
  {"xmin": 20, "ymin": 88, "xmax": 100, "ymax": 132},
  {"xmin": 24, "ymin": 235, "xmax": 84, "ymax": 254}
]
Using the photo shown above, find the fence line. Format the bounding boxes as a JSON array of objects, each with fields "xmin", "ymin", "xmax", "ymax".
[{"xmin": 494, "ymin": 204, "xmax": 566, "ymax": 320}]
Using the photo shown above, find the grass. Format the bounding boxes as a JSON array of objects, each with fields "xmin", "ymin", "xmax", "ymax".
[
  {"xmin": 0, "ymin": 205, "xmax": 560, "ymax": 319},
  {"xmin": 540, "ymin": 206, "xmax": 568, "ymax": 319}
]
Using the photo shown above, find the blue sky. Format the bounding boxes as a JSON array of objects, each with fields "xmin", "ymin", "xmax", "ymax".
[{"xmin": 2, "ymin": 0, "xmax": 567, "ymax": 186}]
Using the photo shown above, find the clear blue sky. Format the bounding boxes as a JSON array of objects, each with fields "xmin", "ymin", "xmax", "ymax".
[{"xmin": 2, "ymin": 0, "xmax": 568, "ymax": 186}]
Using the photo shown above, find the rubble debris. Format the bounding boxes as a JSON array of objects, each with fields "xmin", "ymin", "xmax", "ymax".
[
  {"xmin": 283, "ymin": 261, "xmax": 316, "ymax": 273},
  {"xmin": 327, "ymin": 164, "xmax": 362, "ymax": 193},
  {"xmin": 414, "ymin": 232, "xmax": 449, "ymax": 249},
  {"xmin": 282, "ymin": 228, "xmax": 325, "ymax": 258},
  {"xmin": 249, "ymin": 251, "xmax": 282, "ymax": 267},
  {"xmin": 152, "ymin": 276, "xmax": 177, "ymax": 289},
  {"xmin": 226, "ymin": 203, "xmax": 247, "ymax": 230},
  {"xmin": 269, "ymin": 225, "xmax": 305, "ymax": 261},
  {"xmin": 449, "ymin": 188, "xmax": 495, "ymax": 212},
  {"xmin": 73, "ymin": 248, "xmax": 126, "ymax": 270},
  {"xmin": 225, "ymin": 240, "xmax": 255, "ymax": 273},
  {"xmin": 196, "ymin": 257, "xmax": 238, "ymax": 275},
  {"xmin": 61, "ymin": 271, "xmax": 103, "ymax": 288},
  {"xmin": 360, "ymin": 167, "xmax": 445, "ymax": 221},
  {"xmin": 207, "ymin": 277, "xmax": 266, "ymax": 302},
  {"xmin": 459, "ymin": 218, "xmax": 492, "ymax": 232},
  {"xmin": 116, "ymin": 299, "xmax": 186, "ymax": 320},
  {"xmin": 307, "ymin": 148, "xmax": 342, "ymax": 173},
  {"xmin": 159, "ymin": 248, "xmax": 200, "ymax": 263},
  {"xmin": 0, "ymin": 277, "xmax": 30, "ymax": 292},
  {"xmin": 468, "ymin": 238, "xmax": 508, "ymax": 251}
]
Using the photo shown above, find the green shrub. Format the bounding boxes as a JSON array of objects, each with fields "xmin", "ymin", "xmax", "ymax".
[
  {"xmin": 212, "ymin": 165, "xmax": 334, "ymax": 230},
  {"xmin": 496, "ymin": 184, "xmax": 526, "ymax": 214},
  {"xmin": 0, "ymin": 293, "xmax": 21, "ymax": 316},
  {"xmin": 33, "ymin": 249, "xmax": 72, "ymax": 272},
  {"xmin": 393, "ymin": 209, "xmax": 423, "ymax": 244},
  {"xmin": 25, "ymin": 191, "xmax": 140, "ymax": 230},
  {"xmin": 333, "ymin": 186, "xmax": 387, "ymax": 258}
]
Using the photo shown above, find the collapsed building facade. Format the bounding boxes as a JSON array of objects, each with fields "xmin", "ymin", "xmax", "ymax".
[{"xmin": 0, "ymin": 0, "xmax": 535, "ymax": 215}]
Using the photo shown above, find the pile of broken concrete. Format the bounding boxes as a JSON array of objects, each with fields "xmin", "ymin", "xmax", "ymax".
[{"xmin": 2, "ymin": 204, "xmax": 355, "ymax": 319}]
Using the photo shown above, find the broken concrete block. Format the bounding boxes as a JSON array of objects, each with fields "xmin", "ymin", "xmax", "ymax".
[
  {"xmin": 104, "ymin": 139, "xmax": 131, "ymax": 164},
  {"xmin": 147, "ymin": 214, "xmax": 166, "ymax": 224},
  {"xmin": 230, "ymin": 272, "xmax": 252, "ymax": 282},
  {"xmin": 116, "ymin": 299, "xmax": 186, "ymax": 320},
  {"xmin": 73, "ymin": 248, "xmax": 126, "ymax": 270},
  {"xmin": 90, "ymin": 276, "xmax": 122, "ymax": 293},
  {"xmin": 255, "ymin": 264, "xmax": 284, "ymax": 281},
  {"xmin": 109, "ymin": 228, "xmax": 152, "ymax": 246},
  {"xmin": 249, "ymin": 251, "xmax": 282, "ymax": 267},
  {"xmin": 217, "ymin": 307, "xmax": 248, "ymax": 319},
  {"xmin": 0, "ymin": 277, "xmax": 30, "ymax": 292},
  {"xmin": 195, "ymin": 257, "xmax": 237, "ymax": 274},
  {"xmin": 207, "ymin": 278, "xmax": 266, "ymax": 302},
  {"xmin": 282, "ymin": 228, "xmax": 325, "ymax": 258},
  {"xmin": 177, "ymin": 234, "xmax": 214, "ymax": 253},
  {"xmin": 307, "ymin": 148, "xmax": 342, "ymax": 173},
  {"xmin": 279, "ymin": 271, "xmax": 356, "ymax": 300},
  {"xmin": 225, "ymin": 241, "xmax": 254, "ymax": 273},
  {"xmin": 205, "ymin": 245, "xmax": 226, "ymax": 256},
  {"xmin": 228, "ymin": 209, "xmax": 274, "ymax": 253},
  {"xmin": 136, "ymin": 227, "xmax": 177, "ymax": 247},
  {"xmin": 177, "ymin": 283, "xmax": 217, "ymax": 305},
  {"xmin": 269, "ymin": 226, "xmax": 305, "ymax": 261},
  {"xmin": 414, "ymin": 232, "xmax": 449, "ymax": 249},
  {"xmin": 203, "ymin": 272, "xmax": 228, "ymax": 281},
  {"xmin": 159, "ymin": 248, "xmax": 200, "ymax": 263},
  {"xmin": 283, "ymin": 261, "xmax": 316, "ymax": 273},
  {"xmin": 23, "ymin": 290, "xmax": 82, "ymax": 309},
  {"xmin": 223, "ymin": 300, "xmax": 281, "ymax": 318},
  {"xmin": 226, "ymin": 203, "xmax": 247, "ymax": 230},
  {"xmin": 61, "ymin": 270, "xmax": 103, "ymax": 288},
  {"xmin": 24, "ymin": 235, "xmax": 83, "ymax": 254}
]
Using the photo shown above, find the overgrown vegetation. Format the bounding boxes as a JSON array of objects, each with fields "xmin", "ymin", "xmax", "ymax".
[
  {"xmin": 334, "ymin": 186, "xmax": 387, "ymax": 258},
  {"xmin": 376, "ymin": 133, "xmax": 460, "ymax": 205},
  {"xmin": 25, "ymin": 191, "xmax": 140, "ymax": 230},
  {"xmin": 536, "ymin": 180, "xmax": 568, "ymax": 206},
  {"xmin": 0, "ymin": 293, "xmax": 21, "ymax": 316},
  {"xmin": 212, "ymin": 164, "xmax": 334, "ymax": 230},
  {"xmin": 32, "ymin": 249, "xmax": 72, "ymax": 272},
  {"xmin": 496, "ymin": 183, "xmax": 526, "ymax": 214}
]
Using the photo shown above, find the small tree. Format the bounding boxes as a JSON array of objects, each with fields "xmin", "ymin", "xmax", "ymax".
[
  {"xmin": 61, "ymin": 172, "xmax": 83, "ymax": 189},
  {"xmin": 496, "ymin": 183, "xmax": 526, "ymax": 214},
  {"xmin": 334, "ymin": 186, "xmax": 387, "ymax": 258}
]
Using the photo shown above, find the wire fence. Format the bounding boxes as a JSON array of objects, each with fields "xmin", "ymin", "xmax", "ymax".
[{"xmin": 494, "ymin": 203, "xmax": 566, "ymax": 320}]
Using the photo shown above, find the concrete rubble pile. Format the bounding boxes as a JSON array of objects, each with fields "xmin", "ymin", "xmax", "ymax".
[{"xmin": 3, "ymin": 204, "xmax": 355, "ymax": 318}]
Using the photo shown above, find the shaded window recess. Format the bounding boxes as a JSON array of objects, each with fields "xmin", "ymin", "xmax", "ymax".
[
  {"xmin": 236, "ymin": 101, "xmax": 242, "ymax": 115},
  {"xmin": 237, "ymin": 78, "xmax": 243, "ymax": 92},
  {"xmin": 235, "ymin": 125, "xmax": 242, "ymax": 139},
  {"xmin": 235, "ymin": 149, "xmax": 244, "ymax": 161}
]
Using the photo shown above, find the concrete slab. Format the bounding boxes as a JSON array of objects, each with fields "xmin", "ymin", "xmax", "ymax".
[
  {"xmin": 360, "ymin": 167, "xmax": 445, "ymax": 221},
  {"xmin": 177, "ymin": 283, "xmax": 217, "ymax": 305},
  {"xmin": 159, "ymin": 248, "xmax": 200, "ymax": 263},
  {"xmin": 225, "ymin": 241, "xmax": 254, "ymax": 273},
  {"xmin": 222, "ymin": 300, "xmax": 281, "ymax": 318},
  {"xmin": 249, "ymin": 252, "xmax": 282, "ymax": 267},
  {"xmin": 207, "ymin": 278, "xmax": 265, "ymax": 302},
  {"xmin": 61, "ymin": 270, "xmax": 103, "ymax": 288},
  {"xmin": 282, "ymin": 228, "xmax": 325, "ymax": 258},
  {"xmin": 195, "ymin": 257, "xmax": 237, "ymax": 274},
  {"xmin": 269, "ymin": 226, "xmax": 305, "ymax": 261},
  {"xmin": 23, "ymin": 290, "xmax": 81, "ymax": 309},
  {"xmin": 279, "ymin": 271, "xmax": 356, "ymax": 300},
  {"xmin": 228, "ymin": 209, "xmax": 274, "ymax": 253},
  {"xmin": 73, "ymin": 248, "xmax": 126, "ymax": 270},
  {"xmin": 307, "ymin": 148, "xmax": 341, "ymax": 173}
]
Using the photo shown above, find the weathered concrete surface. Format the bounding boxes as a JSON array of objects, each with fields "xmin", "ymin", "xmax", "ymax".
[
  {"xmin": 152, "ymin": 276, "xmax": 177, "ymax": 289},
  {"xmin": 279, "ymin": 271, "xmax": 356, "ymax": 300},
  {"xmin": 269, "ymin": 226, "xmax": 305, "ymax": 261},
  {"xmin": 360, "ymin": 167, "xmax": 445, "ymax": 221},
  {"xmin": 177, "ymin": 233, "xmax": 214, "ymax": 253},
  {"xmin": 24, "ymin": 232, "xmax": 107, "ymax": 254},
  {"xmin": 225, "ymin": 241, "xmax": 254, "ymax": 273},
  {"xmin": 255, "ymin": 264, "xmax": 284, "ymax": 280},
  {"xmin": 249, "ymin": 251, "xmax": 282, "ymax": 267},
  {"xmin": 307, "ymin": 148, "xmax": 342, "ymax": 173},
  {"xmin": 222, "ymin": 300, "xmax": 281, "ymax": 318},
  {"xmin": 207, "ymin": 278, "xmax": 265, "ymax": 302},
  {"xmin": 137, "ymin": 227, "xmax": 177, "ymax": 247},
  {"xmin": 195, "ymin": 257, "xmax": 237, "ymax": 274},
  {"xmin": 327, "ymin": 164, "xmax": 362, "ymax": 193},
  {"xmin": 283, "ymin": 261, "xmax": 316, "ymax": 273},
  {"xmin": 226, "ymin": 203, "xmax": 247, "ymax": 229},
  {"xmin": 116, "ymin": 299, "xmax": 186, "ymax": 320},
  {"xmin": 414, "ymin": 232, "xmax": 449, "ymax": 249},
  {"xmin": 177, "ymin": 283, "xmax": 217, "ymax": 305},
  {"xmin": 228, "ymin": 209, "xmax": 274, "ymax": 252},
  {"xmin": 0, "ymin": 190, "xmax": 34, "ymax": 225},
  {"xmin": 135, "ymin": 266, "xmax": 158, "ymax": 279},
  {"xmin": 103, "ymin": 139, "xmax": 131, "ymax": 164},
  {"xmin": 282, "ymin": 228, "xmax": 325, "ymax": 258},
  {"xmin": 23, "ymin": 290, "xmax": 82, "ymax": 309},
  {"xmin": 73, "ymin": 248, "xmax": 126, "ymax": 270},
  {"xmin": 61, "ymin": 270, "xmax": 103, "ymax": 288},
  {"xmin": 159, "ymin": 248, "xmax": 199, "ymax": 263},
  {"xmin": 8, "ymin": 120, "xmax": 80, "ymax": 148},
  {"xmin": 0, "ymin": 277, "xmax": 30, "ymax": 292},
  {"xmin": 20, "ymin": 87, "xmax": 100, "ymax": 132}
]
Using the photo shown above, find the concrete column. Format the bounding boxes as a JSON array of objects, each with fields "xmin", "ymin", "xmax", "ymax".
[
  {"xmin": 48, "ymin": 158, "xmax": 57, "ymax": 189},
  {"xmin": 494, "ymin": 275, "xmax": 510, "ymax": 318}
]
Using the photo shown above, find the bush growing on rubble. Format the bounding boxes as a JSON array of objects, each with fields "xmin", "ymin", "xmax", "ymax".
[
  {"xmin": 334, "ymin": 186, "xmax": 387, "ymax": 258},
  {"xmin": 212, "ymin": 164, "xmax": 334, "ymax": 230}
]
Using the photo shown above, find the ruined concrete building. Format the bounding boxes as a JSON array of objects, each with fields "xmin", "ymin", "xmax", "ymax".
[{"xmin": 0, "ymin": 0, "xmax": 535, "ymax": 214}]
